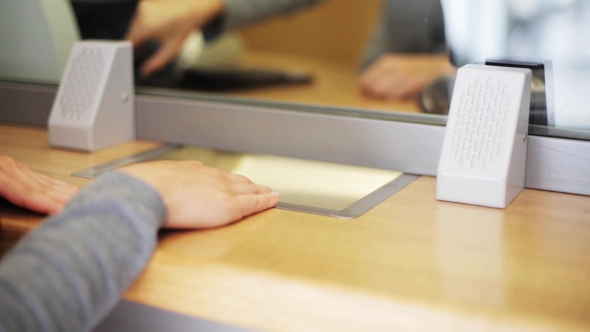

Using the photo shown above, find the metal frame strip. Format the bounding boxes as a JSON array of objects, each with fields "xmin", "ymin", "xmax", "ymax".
[{"xmin": 1, "ymin": 82, "xmax": 589, "ymax": 196}]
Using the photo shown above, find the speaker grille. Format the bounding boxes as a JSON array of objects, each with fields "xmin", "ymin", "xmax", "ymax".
[
  {"xmin": 59, "ymin": 47, "xmax": 106, "ymax": 120},
  {"xmin": 450, "ymin": 76, "xmax": 512, "ymax": 169}
]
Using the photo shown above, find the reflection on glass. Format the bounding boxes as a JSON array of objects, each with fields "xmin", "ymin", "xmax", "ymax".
[
  {"xmin": 445, "ymin": 0, "xmax": 590, "ymax": 131},
  {"xmin": 0, "ymin": 0, "xmax": 588, "ymax": 138},
  {"xmin": 0, "ymin": 0, "xmax": 79, "ymax": 83}
]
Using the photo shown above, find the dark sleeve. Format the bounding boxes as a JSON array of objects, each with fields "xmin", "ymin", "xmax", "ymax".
[
  {"xmin": 204, "ymin": 0, "xmax": 325, "ymax": 41},
  {"xmin": 360, "ymin": 0, "xmax": 447, "ymax": 70},
  {"xmin": 0, "ymin": 171, "xmax": 166, "ymax": 332}
]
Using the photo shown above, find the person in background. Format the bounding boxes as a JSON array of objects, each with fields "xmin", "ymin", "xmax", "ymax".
[
  {"xmin": 71, "ymin": 0, "xmax": 324, "ymax": 77},
  {"xmin": 358, "ymin": 0, "xmax": 455, "ymax": 100},
  {"xmin": 0, "ymin": 155, "xmax": 279, "ymax": 331},
  {"xmin": 72, "ymin": 0, "xmax": 453, "ymax": 99}
]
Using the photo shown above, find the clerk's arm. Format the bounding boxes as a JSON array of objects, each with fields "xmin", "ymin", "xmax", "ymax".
[{"xmin": 124, "ymin": 0, "xmax": 324, "ymax": 75}]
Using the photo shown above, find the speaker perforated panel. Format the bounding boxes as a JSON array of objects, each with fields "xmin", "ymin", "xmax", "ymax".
[
  {"xmin": 450, "ymin": 76, "xmax": 512, "ymax": 170},
  {"xmin": 59, "ymin": 47, "xmax": 106, "ymax": 120}
]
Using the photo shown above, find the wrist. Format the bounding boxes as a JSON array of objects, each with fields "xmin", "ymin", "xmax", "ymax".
[{"xmin": 189, "ymin": 0, "xmax": 224, "ymax": 28}]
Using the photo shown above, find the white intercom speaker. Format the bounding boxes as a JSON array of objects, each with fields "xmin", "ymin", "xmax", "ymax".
[
  {"xmin": 48, "ymin": 41, "xmax": 135, "ymax": 151},
  {"xmin": 437, "ymin": 64, "xmax": 532, "ymax": 208}
]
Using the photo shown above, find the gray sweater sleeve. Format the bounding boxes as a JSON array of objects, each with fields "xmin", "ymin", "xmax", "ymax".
[
  {"xmin": 204, "ymin": 0, "xmax": 324, "ymax": 40},
  {"xmin": 70, "ymin": 0, "xmax": 324, "ymax": 41},
  {"xmin": 223, "ymin": 0, "xmax": 324, "ymax": 31},
  {"xmin": 0, "ymin": 171, "xmax": 166, "ymax": 332},
  {"xmin": 360, "ymin": 0, "xmax": 447, "ymax": 70}
]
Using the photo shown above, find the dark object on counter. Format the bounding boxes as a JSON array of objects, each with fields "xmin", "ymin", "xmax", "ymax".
[
  {"xmin": 136, "ymin": 66, "xmax": 313, "ymax": 92},
  {"xmin": 419, "ymin": 59, "xmax": 551, "ymax": 126},
  {"xmin": 180, "ymin": 68, "xmax": 313, "ymax": 91},
  {"xmin": 418, "ymin": 75, "xmax": 454, "ymax": 116}
]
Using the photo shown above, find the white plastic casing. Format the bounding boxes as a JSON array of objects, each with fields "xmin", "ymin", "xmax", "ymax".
[
  {"xmin": 48, "ymin": 41, "xmax": 135, "ymax": 151},
  {"xmin": 437, "ymin": 64, "xmax": 532, "ymax": 208}
]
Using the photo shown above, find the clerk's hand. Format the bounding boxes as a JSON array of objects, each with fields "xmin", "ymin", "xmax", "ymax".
[
  {"xmin": 0, "ymin": 155, "xmax": 79, "ymax": 215},
  {"xmin": 359, "ymin": 53, "xmax": 455, "ymax": 100},
  {"xmin": 118, "ymin": 160, "xmax": 280, "ymax": 229},
  {"xmin": 125, "ymin": 0, "xmax": 223, "ymax": 76}
]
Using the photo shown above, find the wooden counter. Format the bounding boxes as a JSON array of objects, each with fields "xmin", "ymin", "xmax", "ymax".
[{"xmin": 1, "ymin": 123, "xmax": 589, "ymax": 331}]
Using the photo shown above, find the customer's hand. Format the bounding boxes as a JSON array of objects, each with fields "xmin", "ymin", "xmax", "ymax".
[
  {"xmin": 0, "ymin": 155, "xmax": 79, "ymax": 215},
  {"xmin": 118, "ymin": 161, "xmax": 280, "ymax": 229},
  {"xmin": 125, "ymin": 0, "xmax": 223, "ymax": 76},
  {"xmin": 359, "ymin": 54, "xmax": 455, "ymax": 100}
]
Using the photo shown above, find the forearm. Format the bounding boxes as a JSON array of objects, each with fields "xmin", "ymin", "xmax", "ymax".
[{"xmin": 0, "ymin": 172, "xmax": 166, "ymax": 332}]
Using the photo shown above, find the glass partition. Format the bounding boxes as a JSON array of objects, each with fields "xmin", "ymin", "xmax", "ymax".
[{"xmin": 1, "ymin": 0, "xmax": 588, "ymax": 141}]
